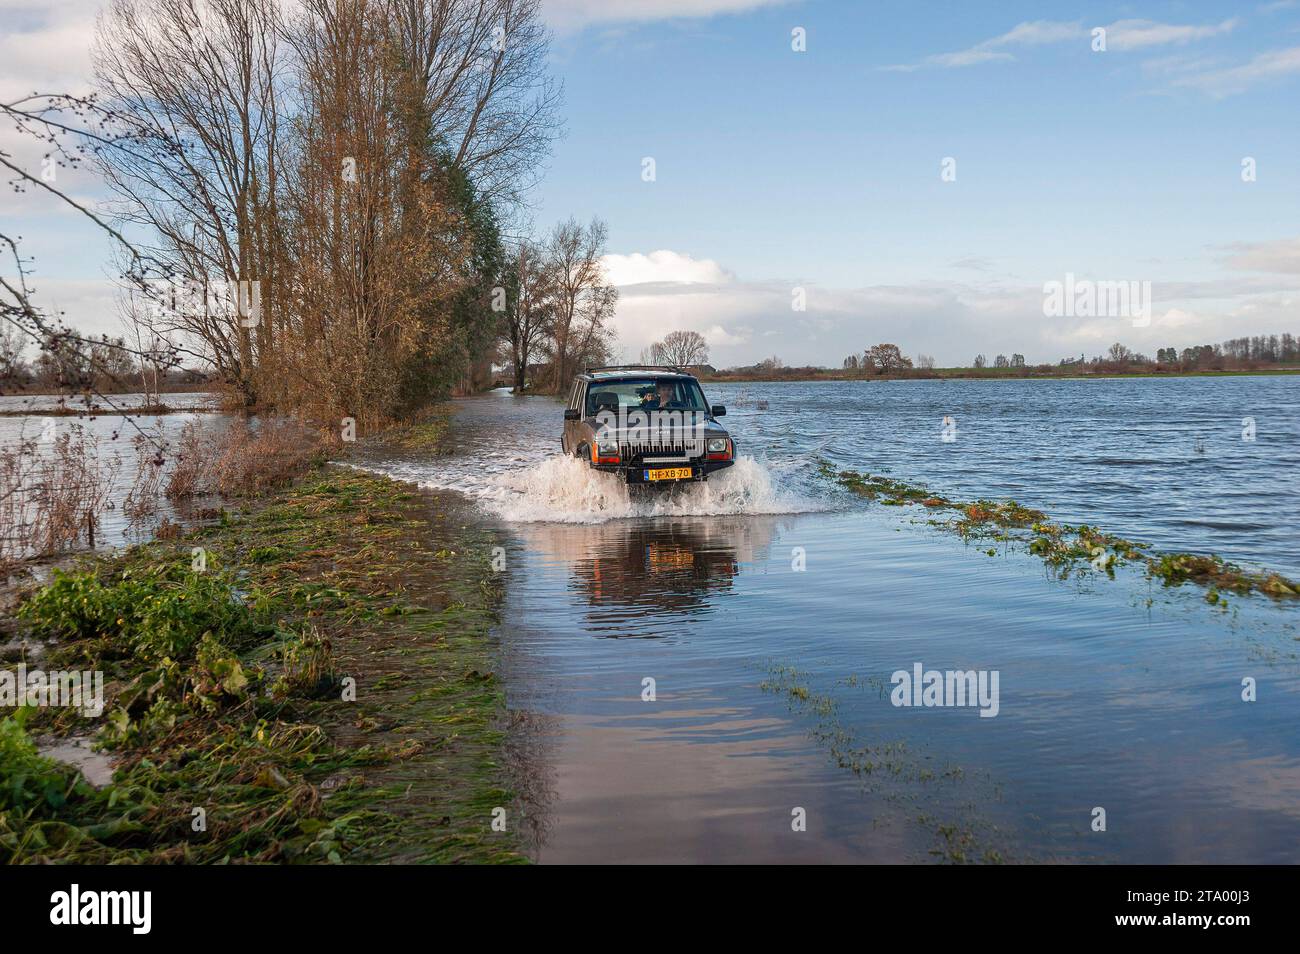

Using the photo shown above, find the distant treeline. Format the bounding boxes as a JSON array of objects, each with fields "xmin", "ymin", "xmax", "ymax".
[
  {"xmin": 701, "ymin": 335, "xmax": 1300, "ymax": 381},
  {"xmin": 0, "ymin": 330, "xmax": 209, "ymax": 395}
]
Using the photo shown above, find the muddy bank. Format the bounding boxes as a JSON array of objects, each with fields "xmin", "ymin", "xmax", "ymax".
[{"xmin": 1, "ymin": 466, "xmax": 522, "ymax": 864}]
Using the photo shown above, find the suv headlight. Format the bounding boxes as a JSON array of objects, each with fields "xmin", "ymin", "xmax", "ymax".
[
  {"xmin": 707, "ymin": 437, "xmax": 729, "ymax": 454},
  {"xmin": 597, "ymin": 439, "xmax": 620, "ymax": 456}
]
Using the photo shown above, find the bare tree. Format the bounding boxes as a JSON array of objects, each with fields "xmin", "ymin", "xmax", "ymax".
[
  {"xmin": 501, "ymin": 239, "xmax": 552, "ymax": 391},
  {"xmin": 0, "ymin": 314, "xmax": 25, "ymax": 385},
  {"xmin": 93, "ymin": 0, "xmax": 287, "ymax": 406},
  {"xmin": 11, "ymin": 0, "xmax": 564, "ymax": 423},
  {"xmin": 391, "ymin": 0, "xmax": 562, "ymax": 215},
  {"xmin": 564, "ymin": 282, "xmax": 617, "ymax": 374},
  {"xmin": 279, "ymin": 0, "xmax": 480, "ymax": 425},
  {"xmin": 120, "ymin": 291, "xmax": 173, "ymax": 402},
  {"xmin": 1, "ymin": 93, "xmax": 184, "ymax": 411},
  {"xmin": 651, "ymin": 330, "xmax": 709, "ymax": 367},
  {"xmin": 546, "ymin": 216, "xmax": 616, "ymax": 391},
  {"xmin": 0, "ymin": 93, "xmax": 190, "ymax": 567},
  {"xmin": 91, "ymin": 0, "xmax": 558, "ymax": 417}
]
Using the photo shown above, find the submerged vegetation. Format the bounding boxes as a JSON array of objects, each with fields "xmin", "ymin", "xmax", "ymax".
[
  {"xmin": 377, "ymin": 405, "xmax": 455, "ymax": 453},
  {"xmin": 1, "ymin": 468, "xmax": 521, "ymax": 863},
  {"xmin": 759, "ymin": 663, "xmax": 1007, "ymax": 864},
  {"xmin": 822, "ymin": 463, "xmax": 1299, "ymax": 602}
]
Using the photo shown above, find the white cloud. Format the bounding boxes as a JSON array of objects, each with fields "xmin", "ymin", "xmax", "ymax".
[
  {"xmin": 11, "ymin": 277, "xmax": 123, "ymax": 338},
  {"xmin": 1152, "ymin": 307, "xmax": 1198, "ymax": 329},
  {"xmin": 1103, "ymin": 18, "xmax": 1238, "ymax": 51},
  {"xmin": 602, "ymin": 249, "xmax": 733, "ymax": 286},
  {"xmin": 702, "ymin": 323, "xmax": 748, "ymax": 346},
  {"xmin": 883, "ymin": 17, "xmax": 1237, "ymax": 72},
  {"xmin": 1140, "ymin": 53, "xmax": 1226, "ymax": 77},
  {"xmin": 606, "ymin": 249, "xmax": 1300, "ymax": 368},
  {"xmin": 0, "ymin": 3, "xmax": 101, "ymax": 100},
  {"xmin": 882, "ymin": 20, "xmax": 1084, "ymax": 71},
  {"xmin": 1167, "ymin": 44, "xmax": 1300, "ymax": 97},
  {"xmin": 923, "ymin": 49, "xmax": 1014, "ymax": 70},
  {"xmin": 541, "ymin": 0, "xmax": 789, "ymax": 33},
  {"xmin": 1220, "ymin": 237, "xmax": 1300, "ymax": 273},
  {"xmin": 992, "ymin": 20, "xmax": 1087, "ymax": 47}
]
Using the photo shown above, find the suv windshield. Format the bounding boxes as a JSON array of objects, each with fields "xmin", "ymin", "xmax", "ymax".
[{"xmin": 586, "ymin": 378, "xmax": 708, "ymax": 415}]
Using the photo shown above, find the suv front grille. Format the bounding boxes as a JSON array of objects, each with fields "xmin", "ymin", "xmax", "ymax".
[{"xmin": 620, "ymin": 438, "xmax": 705, "ymax": 462}]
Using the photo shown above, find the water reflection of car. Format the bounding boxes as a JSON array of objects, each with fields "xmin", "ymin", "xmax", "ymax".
[
  {"xmin": 561, "ymin": 366, "xmax": 735, "ymax": 486},
  {"xmin": 579, "ymin": 523, "xmax": 741, "ymax": 616},
  {"xmin": 513, "ymin": 517, "xmax": 787, "ymax": 629}
]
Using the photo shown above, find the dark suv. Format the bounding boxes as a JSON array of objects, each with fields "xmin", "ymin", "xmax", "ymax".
[{"xmin": 561, "ymin": 366, "xmax": 736, "ymax": 485}]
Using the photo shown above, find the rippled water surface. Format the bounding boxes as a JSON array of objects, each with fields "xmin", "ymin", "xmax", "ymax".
[
  {"xmin": 354, "ymin": 378, "xmax": 1300, "ymax": 862},
  {"xmin": 756, "ymin": 376, "xmax": 1300, "ymax": 576}
]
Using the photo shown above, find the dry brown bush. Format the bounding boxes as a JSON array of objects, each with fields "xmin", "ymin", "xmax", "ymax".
[
  {"xmin": 0, "ymin": 425, "xmax": 119, "ymax": 570},
  {"xmin": 123, "ymin": 433, "xmax": 167, "ymax": 520},
  {"xmin": 213, "ymin": 419, "xmax": 337, "ymax": 496},
  {"xmin": 164, "ymin": 421, "xmax": 215, "ymax": 500},
  {"xmin": 166, "ymin": 418, "xmax": 338, "ymax": 500}
]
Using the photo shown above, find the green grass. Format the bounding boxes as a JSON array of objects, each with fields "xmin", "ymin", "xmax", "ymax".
[
  {"xmin": 2, "ymin": 468, "xmax": 523, "ymax": 864},
  {"xmin": 378, "ymin": 405, "xmax": 454, "ymax": 452}
]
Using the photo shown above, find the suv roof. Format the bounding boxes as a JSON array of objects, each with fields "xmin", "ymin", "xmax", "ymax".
[{"xmin": 582, "ymin": 365, "xmax": 696, "ymax": 380}]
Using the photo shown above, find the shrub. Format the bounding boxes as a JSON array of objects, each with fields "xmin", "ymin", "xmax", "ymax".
[
  {"xmin": 18, "ymin": 561, "xmax": 272, "ymax": 665},
  {"xmin": 0, "ymin": 709, "xmax": 91, "ymax": 821},
  {"xmin": 167, "ymin": 418, "xmax": 337, "ymax": 500},
  {"xmin": 0, "ymin": 427, "xmax": 118, "ymax": 569}
]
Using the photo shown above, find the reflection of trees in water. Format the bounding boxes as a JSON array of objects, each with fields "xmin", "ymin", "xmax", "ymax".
[{"xmin": 513, "ymin": 516, "xmax": 789, "ymax": 632}]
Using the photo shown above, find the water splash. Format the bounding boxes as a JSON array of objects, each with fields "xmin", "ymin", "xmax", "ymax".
[{"xmin": 419, "ymin": 454, "xmax": 817, "ymax": 524}]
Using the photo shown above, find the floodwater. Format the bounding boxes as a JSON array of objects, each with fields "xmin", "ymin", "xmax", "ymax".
[
  {"xmin": 0, "ymin": 392, "xmax": 225, "ymax": 555},
  {"xmin": 356, "ymin": 377, "xmax": 1300, "ymax": 864}
]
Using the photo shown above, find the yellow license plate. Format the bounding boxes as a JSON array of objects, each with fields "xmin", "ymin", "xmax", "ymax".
[
  {"xmin": 648, "ymin": 544, "xmax": 694, "ymax": 567},
  {"xmin": 644, "ymin": 467, "xmax": 693, "ymax": 481}
]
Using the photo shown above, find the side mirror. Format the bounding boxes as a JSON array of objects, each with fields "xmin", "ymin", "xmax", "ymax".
[
  {"xmin": 564, "ymin": 409, "xmax": 580, "ymax": 421},
  {"xmin": 711, "ymin": 405, "xmax": 726, "ymax": 417}
]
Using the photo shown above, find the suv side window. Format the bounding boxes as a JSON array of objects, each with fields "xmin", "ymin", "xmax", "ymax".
[{"xmin": 570, "ymin": 380, "xmax": 585, "ymax": 412}]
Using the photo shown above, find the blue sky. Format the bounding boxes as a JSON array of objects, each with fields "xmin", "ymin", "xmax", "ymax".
[
  {"xmin": 545, "ymin": 2, "xmax": 1291, "ymax": 280},
  {"xmin": 4, "ymin": 0, "xmax": 1299, "ymax": 366}
]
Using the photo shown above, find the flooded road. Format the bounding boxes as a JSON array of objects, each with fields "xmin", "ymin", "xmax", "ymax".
[{"xmin": 356, "ymin": 380, "xmax": 1300, "ymax": 863}]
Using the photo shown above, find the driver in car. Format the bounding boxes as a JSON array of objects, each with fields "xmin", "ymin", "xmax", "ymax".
[{"xmin": 642, "ymin": 380, "xmax": 681, "ymax": 409}]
